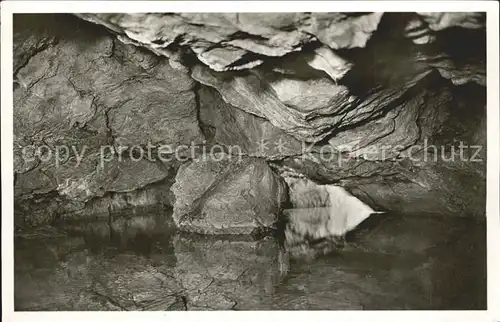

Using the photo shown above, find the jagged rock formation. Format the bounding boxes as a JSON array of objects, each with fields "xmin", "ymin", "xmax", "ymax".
[
  {"xmin": 14, "ymin": 15, "xmax": 189, "ymax": 227},
  {"xmin": 198, "ymin": 85, "xmax": 304, "ymax": 159},
  {"xmin": 75, "ymin": 13, "xmax": 383, "ymax": 71},
  {"xmin": 13, "ymin": 12, "xmax": 486, "ymax": 232}
]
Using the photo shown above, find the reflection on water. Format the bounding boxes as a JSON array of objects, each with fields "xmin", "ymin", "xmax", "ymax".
[
  {"xmin": 283, "ymin": 207, "xmax": 347, "ymax": 261},
  {"xmin": 14, "ymin": 208, "xmax": 486, "ymax": 310}
]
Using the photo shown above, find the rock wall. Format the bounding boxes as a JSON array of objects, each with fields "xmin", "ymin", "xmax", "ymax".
[
  {"xmin": 171, "ymin": 155, "xmax": 287, "ymax": 234},
  {"xmin": 14, "ymin": 15, "xmax": 190, "ymax": 227},
  {"xmin": 13, "ymin": 13, "xmax": 486, "ymax": 231}
]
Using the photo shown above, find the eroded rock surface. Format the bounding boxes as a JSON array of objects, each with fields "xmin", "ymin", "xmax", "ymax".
[
  {"xmin": 13, "ymin": 15, "xmax": 198, "ymax": 226},
  {"xmin": 13, "ymin": 12, "xmax": 486, "ymax": 229},
  {"xmin": 76, "ymin": 12, "xmax": 485, "ymax": 142},
  {"xmin": 276, "ymin": 78, "xmax": 486, "ymax": 218},
  {"xmin": 198, "ymin": 85, "xmax": 303, "ymax": 159},
  {"xmin": 171, "ymin": 155, "xmax": 288, "ymax": 234},
  {"xmin": 75, "ymin": 13, "xmax": 383, "ymax": 71},
  {"xmin": 12, "ymin": 11, "xmax": 487, "ymax": 312}
]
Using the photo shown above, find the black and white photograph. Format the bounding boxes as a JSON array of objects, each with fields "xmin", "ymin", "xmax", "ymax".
[{"xmin": 1, "ymin": 1, "xmax": 499, "ymax": 320}]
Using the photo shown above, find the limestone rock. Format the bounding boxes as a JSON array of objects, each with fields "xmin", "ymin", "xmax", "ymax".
[
  {"xmin": 13, "ymin": 14, "xmax": 200, "ymax": 225},
  {"xmin": 75, "ymin": 13, "xmax": 382, "ymax": 72},
  {"xmin": 192, "ymin": 64, "xmax": 352, "ymax": 142},
  {"xmin": 198, "ymin": 85, "xmax": 303, "ymax": 159},
  {"xmin": 417, "ymin": 12, "xmax": 485, "ymax": 31},
  {"xmin": 273, "ymin": 73, "xmax": 486, "ymax": 218},
  {"xmin": 12, "ymin": 12, "xmax": 487, "ymax": 228},
  {"xmin": 304, "ymin": 46, "xmax": 353, "ymax": 82},
  {"xmin": 171, "ymin": 155, "xmax": 288, "ymax": 234},
  {"xmin": 427, "ymin": 57, "xmax": 485, "ymax": 87}
]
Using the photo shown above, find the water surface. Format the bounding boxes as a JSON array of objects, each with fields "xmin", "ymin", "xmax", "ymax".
[{"xmin": 14, "ymin": 208, "xmax": 486, "ymax": 310}]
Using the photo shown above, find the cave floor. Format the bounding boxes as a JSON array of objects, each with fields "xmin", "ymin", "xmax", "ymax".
[{"xmin": 14, "ymin": 210, "xmax": 486, "ymax": 310}]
